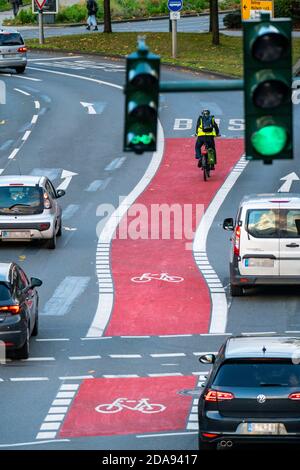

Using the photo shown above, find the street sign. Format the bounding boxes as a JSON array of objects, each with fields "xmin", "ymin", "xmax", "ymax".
[
  {"xmin": 170, "ymin": 11, "xmax": 180, "ymax": 20},
  {"xmin": 33, "ymin": 0, "xmax": 58, "ymax": 14},
  {"xmin": 242, "ymin": 0, "xmax": 273, "ymax": 21},
  {"xmin": 168, "ymin": 0, "xmax": 183, "ymax": 12}
]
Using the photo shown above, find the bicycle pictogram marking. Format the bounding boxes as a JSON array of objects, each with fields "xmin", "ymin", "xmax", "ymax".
[
  {"xmin": 95, "ymin": 398, "xmax": 166, "ymax": 414},
  {"xmin": 131, "ymin": 273, "xmax": 184, "ymax": 283}
]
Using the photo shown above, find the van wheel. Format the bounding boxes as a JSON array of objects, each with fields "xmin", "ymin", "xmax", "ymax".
[
  {"xmin": 14, "ymin": 326, "xmax": 30, "ymax": 360},
  {"xmin": 15, "ymin": 66, "xmax": 26, "ymax": 74},
  {"xmin": 230, "ymin": 284, "xmax": 244, "ymax": 297}
]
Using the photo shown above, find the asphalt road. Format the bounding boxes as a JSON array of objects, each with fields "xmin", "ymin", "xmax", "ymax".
[{"xmin": 0, "ymin": 52, "xmax": 299, "ymax": 451}]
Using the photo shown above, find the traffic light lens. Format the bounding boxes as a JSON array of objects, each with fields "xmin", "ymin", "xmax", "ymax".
[
  {"xmin": 253, "ymin": 80, "xmax": 289, "ymax": 109},
  {"xmin": 252, "ymin": 33, "xmax": 288, "ymax": 62},
  {"xmin": 251, "ymin": 125, "xmax": 288, "ymax": 156}
]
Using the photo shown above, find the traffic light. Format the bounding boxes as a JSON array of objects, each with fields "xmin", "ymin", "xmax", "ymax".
[
  {"xmin": 124, "ymin": 38, "xmax": 160, "ymax": 154},
  {"xmin": 243, "ymin": 13, "xmax": 293, "ymax": 163}
]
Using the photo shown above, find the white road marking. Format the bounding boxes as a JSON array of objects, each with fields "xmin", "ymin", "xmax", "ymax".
[
  {"xmin": 158, "ymin": 334, "xmax": 193, "ymax": 338},
  {"xmin": 21, "ymin": 357, "xmax": 55, "ymax": 361},
  {"xmin": 148, "ymin": 373, "xmax": 183, "ymax": 377},
  {"xmin": 193, "ymin": 155, "xmax": 249, "ymax": 333},
  {"xmin": 14, "ymin": 75, "xmax": 42, "ymax": 82},
  {"xmin": 69, "ymin": 355, "xmax": 101, "ymax": 360},
  {"xmin": 28, "ymin": 56, "xmax": 83, "ymax": 61},
  {"xmin": 14, "ymin": 88, "xmax": 30, "ymax": 96},
  {"xmin": 137, "ymin": 431, "xmax": 198, "ymax": 438},
  {"xmin": 2, "ymin": 438, "xmax": 70, "ymax": 446},
  {"xmin": 56, "ymin": 392, "xmax": 76, "ymax": 398},
  {"xmin": 10, "ymin": 377, "xmax": 49, "ymax": 382},
  {"xmin": 52, "ymin": 399, "xmax": 72, "ymax": 406},
  {"xmin": 103, "ymin": 374, "xmax": 139, "ymax": 378},
  {"xmin": 56, "ymin": 169, "xmax": 78, "ymax": 191},
  {"xmin": 104, "ymin": 157, "xmax": 126, "ymax": 171},
  {"xmin": 34, "ymin": 100, "xmax": 40, "ymax": 109},
  {"xmin": 109, "ymin": 354, "xmax": 142, "ymax": 358},
  {"xmin": 41, "ymin": 276, "xmax": 90, "ymax": 316},
  {"xmin": 85, "ymin": 180, "xmax": 105, "ymax": 191},
  {"xmin": 31, "ymin": 114, "xmax": 38, "ymax": 124},
  {"xmin": 44, "ymin": 415, "xmax": 65, "ymax": 422},
  {"xmin": 40, "ymin": 423, "xmax": 61, "ymax": 431},
  {"xmin": 278, "ymin": 172, "xmax": 300, "ymax": 193},
  {"xmin": 8, "ymin": 148, "xmax": 19, "ymax": 159},
  {"xmin": 36, "ymin": 432, "xmax": 58, "ymax": 440},
  {"xmin": 22, "ymin": 130, "xmax": 31, "ymax": 141},
  {"xmin": 48, "ymin": 407, "xmax": 68, "ymax": 413},
  {"xmin": 60, "ymin": 384, "xmax": 79, "ymax": 391},
  {"xmin": 80, "ymin": 101, "xmax": 96, "ymax": 114},
  {"xmin": 87, "ymin": 121, "xmax": 164, "ymax": 337},
  {"xmin": 150, "ymin": 353, "xmax": 186, "ymax": 358},
  {"xmin": 35, "ymin": 338, "xmax": 70, "ymax": 342},
  {"xmin": 59, "ymin": 375, "xmax": 94, "ymax": 380},
  {"xmin": 62, "ymin": 204, "xmax": 80, "ymax": 220}
]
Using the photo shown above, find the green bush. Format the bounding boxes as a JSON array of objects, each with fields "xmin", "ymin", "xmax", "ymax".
[
  {"xmin": 56, "ymin": 4, "xmax": 87, "ymax": 23},
  {"xmin": 223, "ymin": 10, "xmax": 241, "ymax": 29},
  {"xmin": 274, "ymin": 0, "xmax": 292, "ymax": 17}
]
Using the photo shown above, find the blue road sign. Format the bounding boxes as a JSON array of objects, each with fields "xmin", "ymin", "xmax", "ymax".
[{"xmin": 168, "ymin": 0, "xmax": 183, "ymax": 12}]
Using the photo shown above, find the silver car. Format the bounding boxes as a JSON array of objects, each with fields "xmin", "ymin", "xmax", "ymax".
[
  {"xmin": 0, "ymin": 29, "xmax": 27, "ymax": 74},
  {"xmin": 0, "ymin": 175, "xmax": 65, "ymax": 249}
]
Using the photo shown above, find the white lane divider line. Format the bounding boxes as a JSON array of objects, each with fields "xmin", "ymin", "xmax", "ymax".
[
  {"xmin": 14, "ymin": 75, "xmax": 42, "ymax": 82},
  {"xmin": 69, "ymin": 355, "xmax": 101, "ymax": 360},
  {"xmin": 14, "ymin": 88, "xmax": 31, "ymax": 96},
  {"xmin": 34, "ymin": 100, "xmax": 40, "ymax": 109},
  {"xmin": 36, "ymin": 383, "xmax": 79, "ymax": 440},
  {"xmin": 87, "ymin": 121, "xmax": 165, "ymax": 338},
  {"xmin": 31, "ymin": 114, "xmax": 38, "ymax": 124},
  {"xmin": 8, "ymin": 148, "xmax": 19, "ymax": 160},
  {"xmin": 22, "ymin": 130, "xmax": 31, "ymax": 141},
  {"xmin": 41, "ymin": 276, "xmax": 90, "ymax": 316},
  {"xmin": 186, "ymin": 374, "xmax": 208, "ymax": 431},
  {"xmin": 10, "ymin": 377, "xmax": 49, "ymax": 382},
  {"xmin": 193, "ymin": 155, "xmax": 249, "ymax": 334},
  {"xmin": 104, "ymin": 157, "xmax": 126, "ymax": 171}
]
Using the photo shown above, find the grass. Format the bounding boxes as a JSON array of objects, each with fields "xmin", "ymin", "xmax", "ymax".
[{"xmin": 26, "ymin": 32, "xmax": 300, "ymax": 77}]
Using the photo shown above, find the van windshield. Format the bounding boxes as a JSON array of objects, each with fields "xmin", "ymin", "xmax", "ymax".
[
  {"xmin": 247, "ymin": 209, "xmax": 300, "ymax": 239},
  {"xmin": 0, "ymin": 186, "xmax": 43, "ymax": 215},
  {"xmin": 0, "ymin": 33, "xmax": 23, "ymax": 46}
]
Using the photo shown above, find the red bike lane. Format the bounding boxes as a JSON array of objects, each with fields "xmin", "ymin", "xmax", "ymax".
[{"xmin": 105, "ymin": 138, "xmax": 244, "ymax": 336}]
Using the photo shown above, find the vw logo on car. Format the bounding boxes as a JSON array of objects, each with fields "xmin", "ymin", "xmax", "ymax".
[{"xmin": 257, "ymin": 394, "xmax": 267, "ymax": 404}]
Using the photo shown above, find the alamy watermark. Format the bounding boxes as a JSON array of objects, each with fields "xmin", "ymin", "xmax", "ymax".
[
  {"xmin": 96, "ymin": 199, "xmax": 205, "ymax": 250},
  {"xmin": 292, "ymin": 80, "xmax": 300, "ymax": 105}
]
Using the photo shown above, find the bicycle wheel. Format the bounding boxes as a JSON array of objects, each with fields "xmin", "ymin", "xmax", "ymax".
[
  {"xmin": 131, "ymin": 276, "xmax": 151, "ymax": 283},
  {"xmin": 201, "ymin": 156, "xmax": 207, "ymax": 181},
  {"xmin": 140, "ymin": 404, "xmax": 166, "ymax": 413},
  {"xmin": 95, "ymin": 404, "xmax": 122, "ymax": 413}
]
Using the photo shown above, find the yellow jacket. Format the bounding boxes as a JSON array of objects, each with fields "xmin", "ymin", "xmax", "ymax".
[{"xmin": 197, "ymin": 116, "xmax": 218, "ymax": 137}]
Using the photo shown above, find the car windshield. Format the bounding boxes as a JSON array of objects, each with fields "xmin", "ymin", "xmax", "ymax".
[
  {"xmin": 0, "ymin": 33, "xmax": 23, "ymax": 46},
  {"xmin": 213, "ymin": 361, "xmax": 300, "ymax": 388},
  {"xmin": 0, "ymin": 186, "xmax": 43, "ymax": 215},
  {"xmin": 0, "ymin": 282, "xmax": 11, "ymax": 301}
]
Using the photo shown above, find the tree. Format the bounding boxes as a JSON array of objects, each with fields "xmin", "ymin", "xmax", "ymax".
[
  {"xmin": 210, "ymin": 0, "xmax": 220, "ymax": 45},
  {"xmin": 103, "ymin": 0, "xmax": 112, "ymax": 33}
]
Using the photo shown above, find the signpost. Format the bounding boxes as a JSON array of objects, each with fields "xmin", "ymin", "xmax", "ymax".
[
  {"xmin": 32, "ymin": 0, "xmax": 58, "ymax": 43},
  {"xmin": 242, "ymin": 0, "xmax": 274, "ymax": 21},
  {"xmin": 168, "ymin": 0, "xmax": 183, "ymax": 58}
]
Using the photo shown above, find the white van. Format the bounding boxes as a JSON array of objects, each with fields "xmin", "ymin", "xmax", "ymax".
[{"xmin": 223, "ymin": 193, "xmax": 300, "ymax": 296}]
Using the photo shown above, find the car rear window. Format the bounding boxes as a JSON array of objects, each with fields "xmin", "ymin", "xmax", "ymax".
[
  {"xmin": 0, "ymin": 283, "xmax": 11, "ymax": 301},
  {"xmin": 0, "ymin": 33, "xmax": 23, "ymax": 46},
  {"xmin": 213, "ymin": 361, "xmax": 300, "ymax": 388},
  {"xmin": 0, "ymin": 186, "xmax": 43, "ymax": 215}
]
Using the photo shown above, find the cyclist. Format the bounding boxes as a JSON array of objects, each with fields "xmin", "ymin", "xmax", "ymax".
[{"xmin": 195, "ymin": 109, "xmax": 220, "ymax": 169}]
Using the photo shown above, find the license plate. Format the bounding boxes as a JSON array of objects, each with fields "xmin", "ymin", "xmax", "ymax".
[
  {"xmin": 247, "ymin": 423, "xmax": 281, "ymax": 434},
  {"xmin": 3, "ymin": 54, "xmax": 18, "ymax": 58},
  {"xmin": 244, "ymin": 258, "xmax": 274, "ymax": 268},
  {"xmin": 1, "ymin": 231, "xmax": 30, "ymax": 239}
]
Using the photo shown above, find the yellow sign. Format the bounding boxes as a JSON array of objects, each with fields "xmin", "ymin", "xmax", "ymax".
[{"xmin": 242, "ymin": 0, "xmax": 274, "ymax": 21}]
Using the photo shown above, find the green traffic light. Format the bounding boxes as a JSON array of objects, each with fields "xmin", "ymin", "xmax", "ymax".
[{"xmin": 251, "ymin": 125, "xmax": 288, "ymax": 156}]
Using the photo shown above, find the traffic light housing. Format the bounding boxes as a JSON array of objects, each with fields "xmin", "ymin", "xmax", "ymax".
[
  {"xmin": 124, "ymin": 38, "xmax": 160, "ymax": 154},
  {"xmin": 243, "ymin": 13, "xmax": 293, "ymax": 163}
]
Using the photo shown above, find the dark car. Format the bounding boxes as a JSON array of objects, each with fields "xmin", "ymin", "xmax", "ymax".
[
  {"xmin": 0, "ymin": 262, "xmax": 42, "ymax": 360},
  {"xmin": 198, "ymin": 336, "xmax": 300, "ymax": 450}
]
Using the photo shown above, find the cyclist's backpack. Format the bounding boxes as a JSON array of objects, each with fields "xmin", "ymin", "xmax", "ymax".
[
  {"xmin": 201, "ymin": 115, "xmax": 214, "ymax": 133},
  {"xmin": 207, "ymin": 148, "xmax": 216, "ymax": 165}
]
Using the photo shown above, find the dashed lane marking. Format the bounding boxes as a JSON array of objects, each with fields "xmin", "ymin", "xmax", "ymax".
[
  {"xmin": 41, "ymin": 276, "xmax": 90, "ymax": 316},
  {"xmin": 14, "ymin": 88, "xmax": 30, "ymax": 96}
]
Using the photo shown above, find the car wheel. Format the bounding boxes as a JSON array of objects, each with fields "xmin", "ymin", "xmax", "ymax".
[
  {"xmin": 57, "ymin": 218, "xmax": 62, "ymax": 237},
  {"xmin": 47, "ymin": 231, "xmax": 56, "ymax": 249},
  {"xmin": 15, "ymin": 66, "xmax": 26, "ymax": 74},
  {"xmin": 230, "ymin": 284, "xmax": 244, "ymax": 297},
  {"xmin": 32, "ymin": 309, "xmax": 39, "ymax": 337},
  {"xmin": 14, "ymin": 326, "xmax": 30, "ymax": 360}
]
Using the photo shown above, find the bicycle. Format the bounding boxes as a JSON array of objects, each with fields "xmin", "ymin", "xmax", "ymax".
[
  {"xmin": 95, "ymin": 398, "xmax": 166, "ymax": 414},
  {"xmin": 200, "ymin": 144, "xmax": 211, "ymax": 182}
]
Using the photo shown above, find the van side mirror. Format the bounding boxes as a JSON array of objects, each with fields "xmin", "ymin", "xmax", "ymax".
[
  {"xmin": 30, "ymin": 277, "xmax": 43, "ymax": 288},
  {"xmin": 223, "ymin": 218, "xmax": 234, "ymax": 231},
  {"xmin": 199, "ymin": 354, "xmax": 216, "ymax": 364},
  {"xmin": 56, "ymin": 189, "xmax": 65, "ymax": 198}
]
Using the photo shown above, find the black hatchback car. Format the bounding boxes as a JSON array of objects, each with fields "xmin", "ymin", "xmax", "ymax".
[
  {"xmin": 198, "ymin": 336, "xmax": 300, "ymax": 450},
  {"xmin": 0, "ymin": 262, "xmax": 42, "ymax": 360}
]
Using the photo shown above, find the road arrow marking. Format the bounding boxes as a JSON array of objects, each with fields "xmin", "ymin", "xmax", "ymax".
[
  {"xmin": 278, "ymin": 172, "xmax": 300, "ymax": 193},
  {"xmin": 57, "ymin": 170, "xmax": 78, "ymax": 191},
  {"xmin": 80, "ymin": 101, "xmax": 96, "ymax": 114}
]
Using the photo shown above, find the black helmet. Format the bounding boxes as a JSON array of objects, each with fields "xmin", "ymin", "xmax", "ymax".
[{"xmin": 202, "ymin": 109, "xmax": 210, "ymax": 116}]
